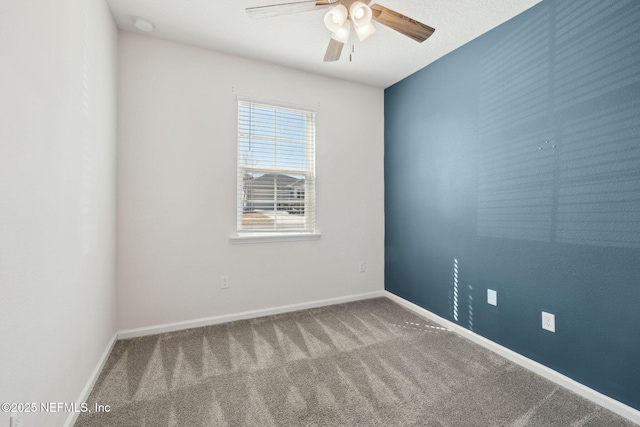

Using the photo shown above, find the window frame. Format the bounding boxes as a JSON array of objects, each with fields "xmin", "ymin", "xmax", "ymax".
[{"xmin": 231, "ymin": 98, "xmax": 320, "ymax": 244}]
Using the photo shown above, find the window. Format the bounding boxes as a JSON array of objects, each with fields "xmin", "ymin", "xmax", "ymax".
[{"xmin": 236, "ymin": 100, "xmax": 316, "ymax": 237}]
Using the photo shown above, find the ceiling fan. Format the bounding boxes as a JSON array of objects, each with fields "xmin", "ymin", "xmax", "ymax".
[{"xmin": 246, "ymin": 0, "xmax": 435, "ymax": 62}]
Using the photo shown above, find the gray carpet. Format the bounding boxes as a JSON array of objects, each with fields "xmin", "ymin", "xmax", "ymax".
[{"xmin": 74, "ymin": 298, "xmax": 635, "ymax": 426}]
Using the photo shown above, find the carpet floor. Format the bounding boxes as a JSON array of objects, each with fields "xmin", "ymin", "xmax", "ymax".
[{"xmin": 74, "ymin": 298, "xmax": 635, "ymax": 426}]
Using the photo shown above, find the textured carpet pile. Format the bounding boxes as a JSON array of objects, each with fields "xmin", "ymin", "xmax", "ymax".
[{"xmin": 75, "ymin": 298, "xmax": 635, "ymax": 426}]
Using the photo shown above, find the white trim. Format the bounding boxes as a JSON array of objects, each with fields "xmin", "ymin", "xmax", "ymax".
[
  {"xmin": 229, "ymin": 232, "xmax": 321, "ymax": 244},
  {"xmin": 236, "ymin": 100, "xmax": 317, "ymax": 236},
  {"xmin": 118, "ymin": 290, "xmax": 384, "ymax": 339},
  {"xmin": 384, "ymin": 291, "xmax": 640, "ymax": 426},
  {"xmin": 63, "ymin": 333, "xmax": 117, "ymax": 427}
]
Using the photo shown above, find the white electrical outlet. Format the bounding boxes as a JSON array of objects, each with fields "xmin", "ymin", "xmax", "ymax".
[
  {"xmin": 542, "ymin": 311, "xmax": 555, "ymax": 332},
  {"xmin": 487, "ymin": 289, "xmax": 497, "ymax": 306},
  {"xmin": 221, "ymin": 276, "xmax": 229, "ymax": 289},
  {"xmin": 359, "ymin": 262, "xmax": 366, "ymax": 273},
  {"xmin": 10, "ymin": 412, "xmax": 23, "ymax": 427}
]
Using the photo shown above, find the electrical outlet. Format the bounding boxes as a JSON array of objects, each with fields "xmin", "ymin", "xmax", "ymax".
[
  {"xmin": 359, "ymin": 262, "xmax": 366, "ymax": 273},
  {"xmin": 221, "ymin": 276, "xmax": 229, "ymax": 289},
  {"xmin": 10, "ymin": 412, "xmax": 23, "ymax": 427},
  {"xmin": 542, "ymin": 311, "xmax": 555, "ymax": 332}
]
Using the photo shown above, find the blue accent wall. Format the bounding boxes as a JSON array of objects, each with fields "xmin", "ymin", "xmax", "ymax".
[{"xmin": 384, "ymin": 0, "xmax": 640, "ymax": 411}]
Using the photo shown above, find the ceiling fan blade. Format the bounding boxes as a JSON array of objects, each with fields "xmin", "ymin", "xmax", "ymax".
[
  {"xmin": 370, "ymin": 4, "xmax": 435, "ymax": 43},
  {"xmin": 246, "ymin": 0, "xmax": 332, "ymax": 19},
  {"xmin": 323, "ymin": 38, "xmax": 344, "ymax": 62}
]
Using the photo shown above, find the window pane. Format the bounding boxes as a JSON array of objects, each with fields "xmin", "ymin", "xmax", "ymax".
[
  {"xmin": 238, "ymin": 101, "xmax": 315, "ymax": 232},
  {"xmin": 241, "ymin": 172, "xmax": 307, "ymax": 230}
]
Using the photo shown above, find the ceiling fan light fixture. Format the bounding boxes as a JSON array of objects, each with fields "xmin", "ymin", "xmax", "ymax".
[
  {"xmin": 349, "ymin": 2, "xmax": 372, "ymax": 28},
  {"xmin": 331, "ymin": 19, "xmax": 351, "ymax": 43},
  {"xmin": 355, "ymin": 21, "xmax": 375, "ymax": 41},
  {"xmin": 324, "ymin": 5, "xmax": 348, "ymax": 32}
]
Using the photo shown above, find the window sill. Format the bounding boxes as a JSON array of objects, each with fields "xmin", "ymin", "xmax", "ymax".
[{"xmin": 229, "ymin": 232, "xmax": 322, "ymax": 244}]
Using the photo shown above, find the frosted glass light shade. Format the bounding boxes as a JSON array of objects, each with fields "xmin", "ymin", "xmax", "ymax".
[
  {"xmin": 355, "ymin": 21, "xmax": 375, "ymax": 41},
  {"xmin": 331, "ymin": 20, "xmax": 351, "ymax": 43},
  {"xmin": 324, "ymin": 5, "xmax": 348, "ymax": 32},
  {"xmin": 349, "ymin": 2, "xmax": 372, "ymax": 28}
]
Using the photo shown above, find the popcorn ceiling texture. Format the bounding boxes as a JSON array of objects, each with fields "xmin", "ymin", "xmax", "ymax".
[{"xmin": 105, "ymin": 0, "xmax": 541, "ymax": 88}]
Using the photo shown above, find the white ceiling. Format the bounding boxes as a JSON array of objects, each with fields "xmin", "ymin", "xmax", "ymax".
[{"xmin": 106, "ymin": 0, "xmax": 541, "ymax": 88}]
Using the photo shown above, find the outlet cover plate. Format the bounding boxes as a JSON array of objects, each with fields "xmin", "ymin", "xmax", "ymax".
[
  {"xmin": 542, "ymin": 311, "xmax": 555, "ymax": 332},
  {"xmin": 487, "ymin": 289, "xmax": 497, "ymax": 306}
]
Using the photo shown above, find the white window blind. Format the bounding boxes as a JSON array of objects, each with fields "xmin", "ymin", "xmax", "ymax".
[{"xmin": 237, "ymin": 101, "xmax": 316, "ymax": 233}]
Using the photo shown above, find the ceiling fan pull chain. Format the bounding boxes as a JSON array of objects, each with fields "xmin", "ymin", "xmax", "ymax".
[{"xmin": 349, "ymin": 31, "xmax": 355, "ymax": 62}]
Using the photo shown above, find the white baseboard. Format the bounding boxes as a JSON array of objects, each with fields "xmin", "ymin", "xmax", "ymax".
[
  {"xmin": 118, "ymin": 290, "xmax": 386, "ymax": 339},
  {"xmin": 63, "ymin": 332, "xmax": 118, "ymax": 427},
  {"xmin": 384, "ymin": 291, "xmax": 640, "ymax": 426}
]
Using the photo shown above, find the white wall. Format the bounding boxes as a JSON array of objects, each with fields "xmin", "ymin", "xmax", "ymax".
[
  {"xmin": 117, "ymin": 32, "xmax": 385, "ymax": 331},
  {"xmin": 0, "ymin": 0, "xmax": 117, "ymax": 426}
]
